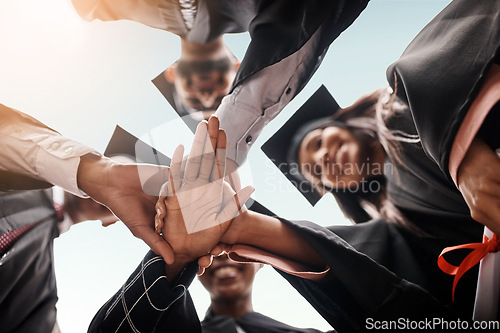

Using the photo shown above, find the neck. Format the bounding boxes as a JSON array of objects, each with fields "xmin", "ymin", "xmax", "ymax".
[
  {"xmin": 180, "ymin": 37, "xmax": 225, "ymax": 61},
  {"xmin": 210, "ymin": 293, "xmax": 253, "ymax": 319}
]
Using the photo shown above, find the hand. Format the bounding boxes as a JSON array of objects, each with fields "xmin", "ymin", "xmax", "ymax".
[
  {"xmin": 457, "ymin": 137, "xmax": 500, "ymax": 234},
  {"xmin": 156, "ymin": 117, "xmax": 253, "ymax": 265},
  {"xmin": 77, "ymin": 152, "xmax": 175, "ymax": 263}
]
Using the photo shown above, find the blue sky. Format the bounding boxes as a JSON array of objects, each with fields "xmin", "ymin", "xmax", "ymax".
[{"xmin": 0, "ymin": 0, "xmax": 451, "ymax": 331}]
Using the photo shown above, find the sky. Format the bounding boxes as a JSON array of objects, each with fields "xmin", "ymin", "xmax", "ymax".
[{"xmin": 0, "ymin": 0, "xmax": 451, "ymax": 331}]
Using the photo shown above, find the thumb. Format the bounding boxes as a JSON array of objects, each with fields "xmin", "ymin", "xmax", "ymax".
[{"xmin": 142, "ymin": 231, "xmax": 175, "ymax": 264}]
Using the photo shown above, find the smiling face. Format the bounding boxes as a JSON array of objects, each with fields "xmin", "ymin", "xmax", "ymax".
[
  {"xmin": 298, "ymin": 126, "xmax": 375, "ymax": 189},
  {"xmin": 198, "ymin": 254, "xmax": 261, "ymax": 301}
]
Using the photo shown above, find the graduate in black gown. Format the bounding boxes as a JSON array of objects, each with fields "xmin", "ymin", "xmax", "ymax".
[{"xmin": 197, "ymin": 253, "xmax": 329, "ymax": 333}]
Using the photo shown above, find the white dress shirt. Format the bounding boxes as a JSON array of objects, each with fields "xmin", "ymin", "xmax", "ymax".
[{"xmin": 0, "ymin": 104, "xmax": 97, "ymax": 196}]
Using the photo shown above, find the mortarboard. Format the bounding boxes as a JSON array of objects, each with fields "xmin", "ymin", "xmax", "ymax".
[
  {"xmin": 104, "ymin": 125, "xmax": 171, "ymax": 166},
  {"xmin": 261, "ymin": 85, "xmax": 340, "ymax": 206}
]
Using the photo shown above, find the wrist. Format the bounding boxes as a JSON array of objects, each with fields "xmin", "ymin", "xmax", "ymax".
[
  {"xmin": 164, "ymin": 259, "xmax": 192, "ymax": 285},
  {"xmin": 77, "ymin": 153, "xmax": 115, "ymax": 198},
  {"xmin": 220, "ymin": 210, "xmax": 252, "ymax": 245}
]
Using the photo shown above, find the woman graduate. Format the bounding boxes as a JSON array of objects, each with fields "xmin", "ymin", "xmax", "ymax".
[
  {"xmin": 89, "ymin": 1, "xmax": 500, "ymax": 331},
  {"xmin": 259, "ymin": 84, "xmax": 492, "ymax": 329},
  {"xmin": 256, "ymin": 0, "xmax": 500, "ymax": 326}
]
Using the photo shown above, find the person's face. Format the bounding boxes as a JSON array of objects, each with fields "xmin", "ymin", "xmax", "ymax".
[
  {"xmin": 298, "ymin": 126, "xmax": 373, "ymax": 189},
  {"xmin": 171, "ymin": 56, "xmax": 237, "ymax": 116},
  {"xmin": 198, "ymin": 254, "xmax": 261, "ymax": 301}
]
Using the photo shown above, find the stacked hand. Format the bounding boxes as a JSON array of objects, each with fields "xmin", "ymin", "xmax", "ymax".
[{"xmin": 155, "ymin": 116, "xmax": 253, "ymax": 273}]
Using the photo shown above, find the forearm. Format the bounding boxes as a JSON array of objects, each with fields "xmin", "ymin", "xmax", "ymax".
[
  {"xmin": 76, "ymin": 152, "xmax": 116, "ymax": 198},
  {"xmin": 0, "ymin": 104, "xmax": 96, "ymax": 195},
  {"xmin": 164, "ymin": 259, "xmax": 193, "ymax": 284},
  {"xmin": 227, "ymin": 211, "xmax": 325, "ymax": 269}
]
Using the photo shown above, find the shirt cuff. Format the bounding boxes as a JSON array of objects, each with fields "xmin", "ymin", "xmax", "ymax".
[
  {"xmin": 35, "ymin": 137, "xmax": 98, "ymax": 197},
  {"xmin": 449, "ymin": 64, "xmax": 500, "ymax": 186},
  {"xmin": 228, "ymin": 244, "xmax": 330, "ymax": 281},
  {"xmin": 0, "ymin": 105, "xmax": 97, "ymax": 196}
]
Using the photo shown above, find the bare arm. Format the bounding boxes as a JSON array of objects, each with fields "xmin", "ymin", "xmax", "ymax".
[{"xmin": 220, "ymin": 210, "xmax": 326, "ymax": 270}]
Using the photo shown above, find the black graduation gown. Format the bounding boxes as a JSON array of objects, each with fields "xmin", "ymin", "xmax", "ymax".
[
  {"xmin": 275, "ymin": 1, "xmax": 499, "ymax": 331},
  {"xmin": 386, "ymin": 0, "xmax": 500, "ymax": 177},
  {"xmin": 71, "ymin": 0, "xmax": 370, "ymax": 108}
]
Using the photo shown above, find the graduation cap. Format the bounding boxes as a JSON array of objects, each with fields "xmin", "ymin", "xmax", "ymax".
[
  {"xmin": 261, "ymin": 85, "xmax": 340, "ymax": 206},
  {"xmin": 104, "ymin": 125, "xmax": 171, "ymax": 166},
  {"xmin": 152, "ymin": 69, "xmax": 208, "ymax": 133}
]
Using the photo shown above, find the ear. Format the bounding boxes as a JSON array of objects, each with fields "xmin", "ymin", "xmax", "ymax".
[
  {"xmin": 165, "ymin": 64, "xmax": 177, "ymax": 83},
  {"xmin": 234, "ymin": 61, "xmax": 240, "ymax": 71}
]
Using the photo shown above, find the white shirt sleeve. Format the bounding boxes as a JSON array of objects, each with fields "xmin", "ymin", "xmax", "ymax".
[
  {"xmin": 0, "ymin": 104, "xmax": 98, "ymax": 196},
  {"xmin": 215, "ymin": 24, "xmax": 324, "ymax": 166}
]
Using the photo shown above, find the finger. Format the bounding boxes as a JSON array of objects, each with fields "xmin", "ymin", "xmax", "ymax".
[
  {"xmin": 198, "ymin": 254, "xmax": 214, "ymax": 269},
  {"xmin": 157, "ymin": 182, "xmax": 170, "ymax": 213},
  {"xmin": 155, "ymin": 214, "xmax": 163, "ymax": 234},
  {"xmin": 158, "ymin": 180, "xmax": 169, "ymax": 197},
  {"xmin": 155, "ymin": 189, "xmax": 168, "ymax": 233},
  {"xmin": 155, "ymin": 200, "xmax": 164, "ymax": 234},
  {"xmin": 211, "ymin": 129, "xmax": 227, "ymax": 181},
  {"xmin": 219, "ymin": 186, "xmax": 254, "ymax": 223},
  {"xmin": 198, "ymin": 121, "xmax": 218, "ymax": 181},
  {"xmin": 170, "ymin": 144, "xmax": 184, "ymax": 193},
  {"xmin": 101, "ymin": 219, "xmax": 118, "ymax": 227},
  {"xmin": 184, "ymin": 121, "xmax": 208, "ymax": 182},
  {"xmin": 207, "ymin": 115, "xmax": 220, "ymax": 149},
  {"xmin": 180, "ymin": 155, "xmax": 188, "ymax": 181}
]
